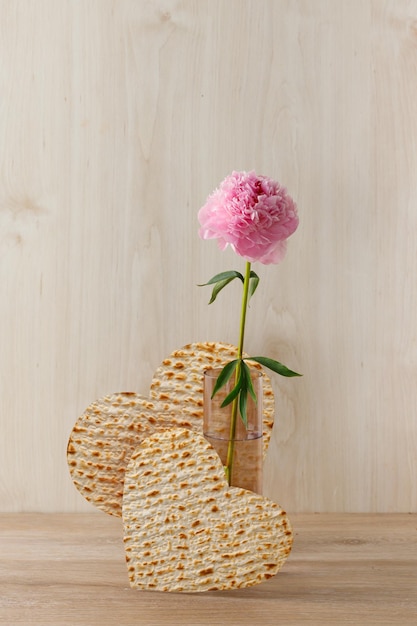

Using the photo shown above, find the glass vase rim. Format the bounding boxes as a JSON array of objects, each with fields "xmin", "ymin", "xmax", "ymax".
[{"xmin": 203, "ymin": 366, "xmax": 263, "ymax": 379}]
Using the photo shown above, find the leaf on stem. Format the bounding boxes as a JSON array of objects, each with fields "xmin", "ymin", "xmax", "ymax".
[
  {"xmin": 207, "ymin": 277, "xmax": 237, "ymax": 304},
  {"xmin": 198, "ymin": 271, "xmax": 245, "ymax": 304},
  {"xmin": 241, "ymin": 360, "xmax": 257, "ymax": 402},
  {"xmin": 210, "ymin": 359, "xmax": 239, "ymax": 398},
  {"xmin": 198, "ymin": 270, "xmax": 245, "ymax": 286},
  {"xmin": 239, "ymin": 386, "xmax": 248, "ymax": 428},
  {"xmin": 248, "ymin": 356, "xmax": 302, "ymax": 377},
  {"xmin": 238, "ymin": 361, "xmax": 259, "ymax": 427},
  {"xmin": 220, "ymin": 374, "xmax": 243, "ymax": 408},
  {"xmin": 248, "ymin": 271, "xmax": 260, "ymax": 301}
]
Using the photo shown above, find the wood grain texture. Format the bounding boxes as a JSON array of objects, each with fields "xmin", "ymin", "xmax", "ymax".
[
  {"xmin": 0, "ymin": 0, "xmax": 417, "ymax": 512},
  {"xmin": 0, "ymin": 513, "xmax": 416, "ymax": 624}
]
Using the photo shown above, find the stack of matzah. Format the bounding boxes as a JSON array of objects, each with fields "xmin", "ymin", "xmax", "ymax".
[{"xmin": 66, "ymin": 342, "xmax": 292, "ymax": 591}]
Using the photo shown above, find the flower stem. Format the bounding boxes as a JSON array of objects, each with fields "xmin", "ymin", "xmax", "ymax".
[{"xmin": 224, "ymin": 261, "xmax": 252, "ymax": 485}]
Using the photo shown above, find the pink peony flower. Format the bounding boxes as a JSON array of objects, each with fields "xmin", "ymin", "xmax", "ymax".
[{"xmin": 198, "ymin": 171, "xmax": 298, "ymax": 264}]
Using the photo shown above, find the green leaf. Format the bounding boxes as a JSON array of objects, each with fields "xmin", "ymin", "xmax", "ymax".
[
  {"xmin": 248, "ymin": 271, "xmax": 260, "ymax": 300},
  {"xmin": 241, "ymin": 360, "xmax": 257, "ymax": 402},
  {"xmin": 207, "ymin": 277, "xmax": 236, "ymax": 304},
  {"xmin": 248, "ymin": 356, "xmax": 302, "ymax": 377},
  {"xmin": 211, "ymin": 359, "xmax": 239, "ymax": 398},
  {"xmin": 220, "ymin": 378, "xmax": 243, "ymax": 408},
  {"xmin": 198, "ymin": 270, "xmax": 244, "ymax": 287},
  {"xmin": 198, "ymin": 271, "xmax": 245, "ymax": 304},
  {"xmin": 239, "ymin": 386, "xmax": 248, "ymax": 428}
]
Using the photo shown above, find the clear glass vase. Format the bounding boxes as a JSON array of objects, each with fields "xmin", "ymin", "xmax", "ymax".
[{"xmin": 203, "ymin": 367, "xmax": 263, "ymax": 494}]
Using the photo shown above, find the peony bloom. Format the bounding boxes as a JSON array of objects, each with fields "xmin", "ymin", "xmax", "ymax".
[{"xmin": 198, "ymin": 170, "xmax": 298, "ymax": 264}]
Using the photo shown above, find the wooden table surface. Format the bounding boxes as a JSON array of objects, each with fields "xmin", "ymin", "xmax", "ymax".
[{"xmin": 0, "ymin": 513, "xmax": 416, "ymax": 625}]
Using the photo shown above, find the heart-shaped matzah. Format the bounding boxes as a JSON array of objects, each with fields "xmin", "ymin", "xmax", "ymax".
[
  {"xmin": 123, "ymin": 428, "xmax": 293, "ymax": 593},
  {"xmin": 149, "ymin": 342, "xmax": 275, "ymax": 434},
  {"xmin": 67, "ymin": 342, "xmax": 275, "ymax": 516}
]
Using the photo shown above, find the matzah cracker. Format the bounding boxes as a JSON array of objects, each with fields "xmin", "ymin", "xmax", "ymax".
[
  {"xmin": 67, "ymin": 393, "xmax": 190, "ymax": 516},
  {"xmin": 123, "ymin": 428, "xmax": 292, "ymax": 593}
]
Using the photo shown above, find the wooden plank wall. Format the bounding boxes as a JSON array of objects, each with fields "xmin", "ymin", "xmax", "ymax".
[{"xmin": 0, "ymin": 0, "xmax": 416, "ymax": 512}]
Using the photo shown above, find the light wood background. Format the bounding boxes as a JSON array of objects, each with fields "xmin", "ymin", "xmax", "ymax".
[{"xmin": 0, "ymin": 0, "xmax": 416, "ymax": 513}]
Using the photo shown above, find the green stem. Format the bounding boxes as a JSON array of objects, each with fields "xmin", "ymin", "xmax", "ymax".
[{"xmin": 225, "ymin": 261, "xmax": 251, "ymax": 485}]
